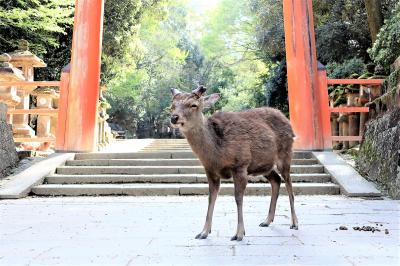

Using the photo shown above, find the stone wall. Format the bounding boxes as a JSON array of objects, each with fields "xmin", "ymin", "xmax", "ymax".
[
  {"xmin": 357, "ymin": 56, "xmax": 400, "ymax": 199},
  {"xmin": 0, "ymin": 103, "xmax": 18, "ymax": 177},
  {"xmin": 357, "ymin": 108, "xmax": 400, "ymax": 198}
]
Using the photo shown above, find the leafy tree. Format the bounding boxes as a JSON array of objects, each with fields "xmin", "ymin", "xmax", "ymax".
[
  {"xmin": 326, "ymin": 57, "xmax": 365, "ymax": 79},
  {"xmin": 0, "ymin": 0, "xmax": 74, "ymax": 80},
  {"xmin": 368, "ymin": 3, "xmax": 400, "ymax": 72},
  {"xmin": 101, "ymin": 0, "xmax": 167, "ymax": 83}
]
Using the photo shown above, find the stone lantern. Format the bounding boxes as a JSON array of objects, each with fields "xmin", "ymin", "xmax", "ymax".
[
  {"xmin": 31, "ymin": 87, "xmax": 59, "ymax": 138},
  {"xmin": 9, "ymin": 40, "xmax": 46, "ymax": 138},
  {"xmin": 0, "ymin": 53, "xmax": 24, "ymax": 123}
]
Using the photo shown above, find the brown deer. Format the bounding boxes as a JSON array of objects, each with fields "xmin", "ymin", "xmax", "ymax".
[{"xmin": 170, "ymin": 86, "xmax": 298, "ymax": 241}]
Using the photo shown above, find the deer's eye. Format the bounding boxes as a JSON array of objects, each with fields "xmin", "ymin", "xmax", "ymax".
[{"xmin": 191, "ymin": 104, "xmax": 198, "ymax": 108}]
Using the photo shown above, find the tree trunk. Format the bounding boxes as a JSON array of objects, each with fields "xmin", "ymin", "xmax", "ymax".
[{"xmin": 364, "ymin": 0, "xmax": 384, "ymax": 43}]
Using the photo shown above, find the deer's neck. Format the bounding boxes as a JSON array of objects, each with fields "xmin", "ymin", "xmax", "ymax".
[{"xmin": 183, "ymin": 118, "xmax": 218, "ymax": 164}]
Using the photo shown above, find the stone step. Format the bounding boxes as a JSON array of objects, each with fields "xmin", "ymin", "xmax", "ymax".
[
  {"xmin": 74, "ymin": 151, "xmax": 314, "ymax": 160},
  {"xmin": 31, "ymin": 183, "xmax": 340, "ymax": 196},
  {"xmin": 56, "ymin": 165, "xmax": 325, "ymax": 175},
  {"xmin": 65, "ymin": 158, "xmax": 320, "ymax": 166},
  {"xmin": 57, "ymin": 172, "xmax": 330, "ymax": 184},
  {"xmin": 146, "ymin": 142, "xmax": 190, "ymax": 147},
  {"xmin": 45, "ymin": 173, "xmax": 332, "ymax": 184},
  {"xmin": 143, "ymin": 145, "xmax": 191, "ymax": 148},
  {"xmin": 141, "ymin": 149, "xmax": 193, "ymax": 151}
]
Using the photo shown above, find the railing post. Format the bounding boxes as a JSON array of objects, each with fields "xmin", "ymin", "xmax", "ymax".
[
  {"xmin": 316, "ymin": 63, "xmax": 332, "ymax": 150},
  {"xmin": 55, "ymin": 64, "xmax": 70, "ymax": 151}
]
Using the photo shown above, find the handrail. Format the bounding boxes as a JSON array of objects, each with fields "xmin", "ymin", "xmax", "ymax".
[
  {"xmin": 7, "ymin": 109, "xmax": 58, "ymax": 116},
  {"xmin": 14, "ymin": 137, "xmax": 56, "ymax": 143},
  {"xmin": 329, "ymin": 107, "xmax": 369, "ymax": 113},
  {"xmin": 0, "ymin": 81, "xmax": 61, "ymax": 87},
  {"xmin": 327, "ymin": 79, "xmax": 384, "ymax": 85},
  {"xmin": 331, "ymin": 136, "xmax": 362, "ymax": 141}
]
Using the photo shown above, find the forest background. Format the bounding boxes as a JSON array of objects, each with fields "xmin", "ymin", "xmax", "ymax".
[{"xmin": 0, "ymin": 0, "xmax": 398, "ymax": 138}]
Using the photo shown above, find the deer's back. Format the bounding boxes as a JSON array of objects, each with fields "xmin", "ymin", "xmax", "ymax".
[{"xmin": 206, "ymin": 107, "xmax": 294, "ymax": 174}]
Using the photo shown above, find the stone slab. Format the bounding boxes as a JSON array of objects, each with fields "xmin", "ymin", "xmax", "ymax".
[
  {"xmin": 0, "ymin": 196, "xmax": 398, "ymax": 265},
  {"xmin": 0, "ymin": 153, "xmax": 74, "ymax": 199},
  {"xmin": 55, "ymin": 165, "xmax": 324, "ymax": 175},
  {"xmin": 45, "ymin": 173, "xmax": 332, "ymax": 184},
  {"xmin": 313, "ymin": 151, "xmax": 382, "ymax": 197},
  {"xmin": 31, "ymin": 183, "xmax": 340, "ymax": 196},
  {"xmin": 66, "ymin": 158, "xmax": 319, "ymax": 166},
  {"xmin": 75, "ymin": 151, "xmax": 314, "ymax": 160}
]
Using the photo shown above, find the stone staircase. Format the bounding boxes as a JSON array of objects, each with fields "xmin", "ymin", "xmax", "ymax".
[{"xmin": 31, "ymin": 139, "xmax": 340, "ymax": 196}]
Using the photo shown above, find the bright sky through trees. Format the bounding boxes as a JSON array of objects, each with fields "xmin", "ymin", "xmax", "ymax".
[{"xmin": 189, "ymin": 0, "xmax": 221, "ymax": 14}]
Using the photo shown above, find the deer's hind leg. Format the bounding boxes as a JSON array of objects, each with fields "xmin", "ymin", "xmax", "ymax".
[
  {"xmin": 231, "ymin": 167, "xmax": 248, "ymax": 241},
  {"xmin": 259, "ymin": 170, "xmax": 281, "ymax": 227},
  {"xmin": 279, "ymin": 162, "xmax": 298, "ymax": 230}
]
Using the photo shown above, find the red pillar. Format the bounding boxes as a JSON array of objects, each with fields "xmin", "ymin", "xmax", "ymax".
[
  {"xmin": 283, "ymin": 0, "xmax": 325, "ymax": 150},
  {"xmin": 316, "ymin": 64, "xmax": 333, "ymax": 150},
  {"xmin": 56, "ymin": 0, "xmax": 105, "ymax": 152}
]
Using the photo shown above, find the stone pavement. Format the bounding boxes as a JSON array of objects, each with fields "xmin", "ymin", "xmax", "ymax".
[{"xmin": 0, "ymin": 195, "xmax": 399, "ymax": 266}]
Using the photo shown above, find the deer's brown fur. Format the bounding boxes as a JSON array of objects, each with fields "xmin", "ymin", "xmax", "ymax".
[{"xmin": 170, "ymin": 86, "xmax": 298, "ymax": 241}]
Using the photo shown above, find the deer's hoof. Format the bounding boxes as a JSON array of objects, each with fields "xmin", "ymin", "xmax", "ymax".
[
  {"xmin": 195, "ymin": 233, "xmax": 208, "ymax": 239},
  {"xmin": 259, "ymin": 222, "xmax": 270, "ymax": 227},
  {"xmin": 290, "ymin": 224, "xmax": 299, "ymax": 230},
  {"xmin": 230, "ymin": 235, "xmax": 244, "ymax": 241}
]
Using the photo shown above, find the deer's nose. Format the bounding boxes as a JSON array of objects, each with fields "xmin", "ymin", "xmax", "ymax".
[{"xmin": 171, "ymin": 114, "xmax": 179, "ymax": 124}]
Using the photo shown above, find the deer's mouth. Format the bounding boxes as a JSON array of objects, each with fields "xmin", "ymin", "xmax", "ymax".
[{"xmin": 171, "ymin": 122, "xmax": 185, "ymax": 128}]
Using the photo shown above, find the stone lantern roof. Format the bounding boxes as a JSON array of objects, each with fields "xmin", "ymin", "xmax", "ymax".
[
  {"xmin": 8, "ymin": 41, "xmax": 46, "ymax": 68},
  {"xmin": 0, "ymin": 53, "xmax": 25, "ymax": 81},
  {"xmin": 31, "ymin": 87, "xmax": 60, "ymax": 98}
]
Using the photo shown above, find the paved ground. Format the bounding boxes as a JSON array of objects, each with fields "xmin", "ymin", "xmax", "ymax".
[
  {"xmin": 102, "ymin": 139, "xmax": 154, "ymax": 153},
  {"xmin": 0, "ymin": 195, "xmax": 399, "ymax": 266}
]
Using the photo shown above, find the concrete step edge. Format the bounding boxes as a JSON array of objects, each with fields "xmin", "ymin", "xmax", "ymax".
[
  {"xmin": 75, "ymin": 151, "xmax": 314, "ymax": 160},
  {"xmin": 65, "ymin": 158, "xmax": 319, "ymax": 166},
  {"xmin": 45, "ymin": 173, "xmax": 332, "ymax": 184},
  {"xmin": 32, "ymin": 183, "xmax": 340, "ymax": 196},
  {"xmin": 55, "ymin": 165, "xmax": 325, "ymax": 175}
]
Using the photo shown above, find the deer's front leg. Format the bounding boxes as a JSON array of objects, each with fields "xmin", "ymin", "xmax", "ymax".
[
  {"xmin": 195, "ymin": 174, "xmax": 220, "ymax": 239},
  {"xmin": 231, "ymin": 168, "xmax": 248, "ymax": 241}
]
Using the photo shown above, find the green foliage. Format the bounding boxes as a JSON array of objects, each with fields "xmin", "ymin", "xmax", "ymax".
[
  {"xmin": 198, "ymin": 0, "xmax": 269, "ymax": 112},
  {"xmin": 313, "ymin": 0, "xmax": 372, "ymax": 64},
  {"xmin": 0, "ymin": 0, "xmax": 74, "ymax": 80},
  {"xmin": 3, "ymin": 0, "xmax": 396, "ymax": 138},
  {"xmin": 326, "ymin": 57, "xmax": 365, "ymax": 79},
  {"xmin": 263, "ymin": 60, "xmax": 288, "ymax": 115},
  {"xmin": 368, "ymin": 3, "xmax": 400, "ymax": 72},
  {"xmin": 249, "ymin": 0, "xmax": 285, "ymax": 61},
  {"xmin": 105, "ymin": 0, "xmax": 193, "ymax": 137},
  {"xmin": 101, "ymin": 0, "xmax": 167, "ymax": 83}
]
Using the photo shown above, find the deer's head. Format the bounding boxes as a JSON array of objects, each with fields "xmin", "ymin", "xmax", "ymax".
[{"xmin": 170, "ymin": 86, "xmax": 220, "ymax": 132}]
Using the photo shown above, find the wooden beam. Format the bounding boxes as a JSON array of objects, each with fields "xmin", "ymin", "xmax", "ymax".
[
  {"xmin": 329, "ymin": 107, "xmax": 369, "ymax": 113},
  {"xmin": 0, "ymin": 81, "xmax": 61, "ymax": 87},
  {"xmin": 327, "ymin": 79, "xmax": 384, "ymax": 85},
  {"xmin": 331, "ymin": 136, "xmax": 362, "ymax": 141},
  {"xmin": 8, "ymin": 109, "xmax": 58, "ymax": 116}
]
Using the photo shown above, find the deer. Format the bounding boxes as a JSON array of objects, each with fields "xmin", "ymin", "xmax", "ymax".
[{"xmin": 169, "ymin": 86, "xmax": 298, "ymax": 241}]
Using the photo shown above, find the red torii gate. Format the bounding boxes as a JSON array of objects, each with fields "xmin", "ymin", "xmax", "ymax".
[{"xmin": 54, "ymin": 0, "xmax": 377, "ymax": 152}]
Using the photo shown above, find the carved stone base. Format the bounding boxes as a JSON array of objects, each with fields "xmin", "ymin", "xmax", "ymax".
[{"xmin": 13, "ymin": 124, "xmax": 35, "ymax": 138}]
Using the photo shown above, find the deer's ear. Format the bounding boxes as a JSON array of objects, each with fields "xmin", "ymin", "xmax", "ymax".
[
  {"xmin": 204, "ymin": 93, "xmax": 220, "ymax": 108},
  {"xmin": 192, "ymin": 85, "xmax": 207, "ymax": 97},
  {"xmin": 171, "ymin": 88, "xmax": 181, "ymax": 97}
]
